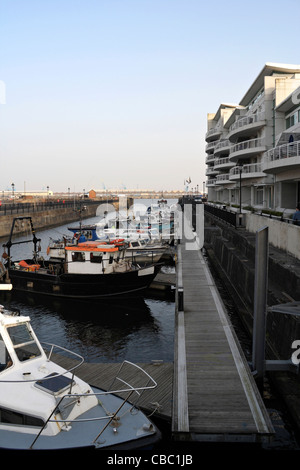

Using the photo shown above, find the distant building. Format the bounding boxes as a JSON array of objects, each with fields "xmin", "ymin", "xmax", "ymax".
[{"xmin": 205, "ymin": 63, "xmax": 300, "ymax": 213}]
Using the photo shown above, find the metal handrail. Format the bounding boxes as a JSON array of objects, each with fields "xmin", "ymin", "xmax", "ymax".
[
  {"xmin": 265, "ymin": 140, "xmax": 300, "ymax": 161},
  {"xmin": 229, "ymin": 112, "xmax": 265, "ymax": 132},
  {"xmin": 29, "ymin": 360, "xmax": 157, "ymax": 449},
  {"xmin": 0, "ymin": 342, "xmax": 85, "ymax": 383}
]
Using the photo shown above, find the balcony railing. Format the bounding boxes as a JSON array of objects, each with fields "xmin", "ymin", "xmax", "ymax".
[
  {"xmin": 230, "ymin": 137, "xmax": 265, "ymax": 156},
  {"xmin": 229, "ymin": 163, "xmax": 263, "ymax": 178},
  {"xmin": 206, "ymin": 126, "xmax": 222, "ymax": 139},
  {"xmin": 215, "ymin": 139, "xmax": 230, "ymax": 151},
  {"xmin": 206, "ymin": 140, "xmax": 219, "ymax": 152},
  {"xmin": 229, "ymin": 112, "xmax": 265, "ymax": 133},
  {"xmin": 216, "ymin": 173, "xmax": 231, "ymax": 183},
  {"xmin": 214, "ymin": 157, "xmax": 235, "ymax": 169},
  {"xmin": 265, "ymin": 140, "xmax": 300, "ymax": 162}
]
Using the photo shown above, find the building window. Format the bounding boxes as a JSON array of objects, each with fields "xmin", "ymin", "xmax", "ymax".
[{"xmin": 286, "ymin": 108, "xmax": 300, "ymax": 129}]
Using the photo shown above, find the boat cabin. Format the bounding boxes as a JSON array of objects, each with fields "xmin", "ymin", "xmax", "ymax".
[{"xmin": 65, "ymin": 240, "xmax": 129, "ymax": 274}]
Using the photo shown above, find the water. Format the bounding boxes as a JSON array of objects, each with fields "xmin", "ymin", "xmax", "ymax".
[{"xmin": 0, "ymin": 214, "xmax": 175, "ymax": 364}]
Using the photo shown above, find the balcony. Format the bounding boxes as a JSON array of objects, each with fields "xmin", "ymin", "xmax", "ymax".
[
  {"xmin": 215, "ymin": 173, "xmax": 231, "ymax": 184},
  {"xmin": 229, "ymin": 137, "xmax": 266, "ymax": 162},
  {"xmin": 214, "ymin": 139, "xmax": 231, "ymax": 156},
  {"xmin": 205, "ymin": 127, "xmax": 222, "ymax": 142},
  {"xmin": 205, "ymin": 140, "xmax": 219, "ymax": 154},
  {"xmin": 262, "ymin": 140, "xmax": 300, "ymax": 174},
  {"xmin": 229, "ymin": 163, "xmax": 265, "ymax": 180},
  {"xmin": 228, "ymin": 112, "xmax": 265, "ymax": 142},
  {"xmin": 206, "ymin": 166, "xmax": 219, "ymax": 176},
  {"xmin": 206, "ymin": 178, "xmax": 217, "ymax": 187},
  {"xmin": 205, "ymin": 154, "xmax": 215, "ymax": 164},
  {"xmin": 214, "ymin": 157, "xmax": 235, "ymax": 170}
]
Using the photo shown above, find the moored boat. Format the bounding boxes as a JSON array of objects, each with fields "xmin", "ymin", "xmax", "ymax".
[
  {"xmin": 2, "ymin": 217, "xmax": 162, "ymax": 299},
  {"xmin": 0, "ymin": 304, "xmax": 161, "ymax": 451}
]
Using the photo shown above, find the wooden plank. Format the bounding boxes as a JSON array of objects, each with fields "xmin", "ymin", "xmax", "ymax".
[{"xmin": 51, "ymin": 354, "xmax": 173, "ymax": 421}]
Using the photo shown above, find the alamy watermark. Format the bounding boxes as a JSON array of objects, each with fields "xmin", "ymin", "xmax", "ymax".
[
  {"xmin": 291, "ymin": 87, "xmax": 300, "ymax": 106},
  {"xmin": 291, "ymin": 340, "xmax": 300, "ymax": 365},
  {"xmin": 95, "ymin": 197, "xmax": 204, "ymax": 250}
]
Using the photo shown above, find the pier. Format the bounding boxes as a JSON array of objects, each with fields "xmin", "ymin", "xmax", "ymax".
[{"xmin": 172, "ymin": 215, "xmax": 274, "ymax": 443}]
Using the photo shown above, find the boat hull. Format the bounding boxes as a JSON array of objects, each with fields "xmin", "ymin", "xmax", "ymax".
[
  {"xmin": 7, "ymin": 264, "xmax": 161, "ymax": 299},
  {"xmin": 0, "ymin": 386, "xmax": 161, "ymax": 451}
]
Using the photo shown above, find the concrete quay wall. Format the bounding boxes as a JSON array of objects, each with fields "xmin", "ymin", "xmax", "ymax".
[{"xmin": 0, "ymin": 203, "xmax": 100, "ymax": 239}]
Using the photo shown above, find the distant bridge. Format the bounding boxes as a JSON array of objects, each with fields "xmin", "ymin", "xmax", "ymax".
[{"xmin": 88, "ymin": 189, "xmax": 188, "ymax": 199}]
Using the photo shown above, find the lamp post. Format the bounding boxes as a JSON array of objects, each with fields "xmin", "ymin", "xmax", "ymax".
[
  {"xmin": 238, "ymin": 165, "xmax": 243, "ymax": 226},
  {"xmin": 11, "ymin": 182, "xmax": 15, "ymax": 208}
]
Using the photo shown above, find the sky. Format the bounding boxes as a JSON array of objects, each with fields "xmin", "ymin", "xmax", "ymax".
[{"xmin": 0, "ymin": 0, "xmax": 300, "ymax": 194}]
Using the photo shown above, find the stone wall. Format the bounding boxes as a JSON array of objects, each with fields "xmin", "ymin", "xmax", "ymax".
[{"xmin": 0, "ymin": 202, "xmax": 105, "ymax": 239}]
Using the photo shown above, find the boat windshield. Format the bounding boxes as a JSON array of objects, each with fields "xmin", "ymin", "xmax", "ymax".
[
  {"xmin": 0, "ymin": 333, "xmax": 12, "ymax": 371},
  {"xmin": 6, "ymin": 323, "xmax": 42, "ymax": 362}
]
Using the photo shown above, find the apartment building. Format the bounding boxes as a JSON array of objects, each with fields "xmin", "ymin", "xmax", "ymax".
[{"xmin": 205, "ymin": 63, "xmax": 300, "ymax": 214}]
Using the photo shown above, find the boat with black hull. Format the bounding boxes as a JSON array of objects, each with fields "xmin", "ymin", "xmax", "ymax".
[
  {"xmin": 0, "ymin": 304, "xmax": 161, "ymax": 451},
  {"xmin": 2, "ymin": 217, "xmax": 162, "ymax": 300}
]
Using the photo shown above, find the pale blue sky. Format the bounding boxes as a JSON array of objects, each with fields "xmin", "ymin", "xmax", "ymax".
[{"xmin": 0, "ymin": 0, "xmax": 300, "ymax": 193}]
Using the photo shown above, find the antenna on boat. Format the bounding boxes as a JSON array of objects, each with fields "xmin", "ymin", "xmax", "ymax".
[{"xmin": 2, "ymin": 217, "xmax": 41, "ymax": 267}]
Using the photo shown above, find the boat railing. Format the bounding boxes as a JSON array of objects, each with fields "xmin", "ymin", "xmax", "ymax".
[
  {"xmin": 0, "ymin": 342, "xmax": 85, "ymax": 384},
  {"xmin": 29, "ymin": 360, "xmax": 157, "ymax": 449}
]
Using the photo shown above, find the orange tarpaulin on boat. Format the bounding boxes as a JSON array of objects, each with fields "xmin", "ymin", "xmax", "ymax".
[{"xmin": 19, "ymin": 260, "xmax": 41, "ymax": 271}]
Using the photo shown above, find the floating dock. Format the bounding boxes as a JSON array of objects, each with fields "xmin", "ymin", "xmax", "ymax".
[{"xmin": 172, "ymin": 215, "xmax": 274, "ymax": 443}]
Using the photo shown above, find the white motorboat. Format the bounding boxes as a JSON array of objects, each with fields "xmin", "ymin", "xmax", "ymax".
[{"xmin": 0, "ymin": 305, "xmax": 161, "ymax": 451}]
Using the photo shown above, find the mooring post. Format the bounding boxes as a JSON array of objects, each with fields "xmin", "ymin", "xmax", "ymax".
[{"xmin": 252, "ymin": 226, "xmax": 269, "ymax": 384}]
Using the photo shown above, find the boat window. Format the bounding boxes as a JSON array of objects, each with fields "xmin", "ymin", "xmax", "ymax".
[
  {"xmin": 7, "ymin": 323, "xmax": 42, "ymax": 362},
  {"xmin": 90, "ymin": 252, "xmax": 103, "ymax": 263},
  {"xmin": 72, "ymin": 251, "xmax": 85, "ymax": 262},
  {"xmin": 0, "ymin": 407, "xmax": 44, "ymax": 427},
  {"xmin": 0, "ymin": 334, "xmax": 12, "ymax": 372},
  {"xmin": 131, "ymin": 242, "xmax": 139, "ymax": 247},
  {"xmin": 109, "ymin": 255, "xmax": 114, "ymax": 264}
]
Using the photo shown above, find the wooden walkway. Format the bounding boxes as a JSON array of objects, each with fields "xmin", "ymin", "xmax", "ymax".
[{"xmin": 172, "ymin": 216, "xmax": 274, "ymax": 443}]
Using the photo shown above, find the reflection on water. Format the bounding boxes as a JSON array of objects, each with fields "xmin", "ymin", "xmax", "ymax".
[{"xmin": 0, "ymin": 291, "xmax": 175, "ymax": 364}]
